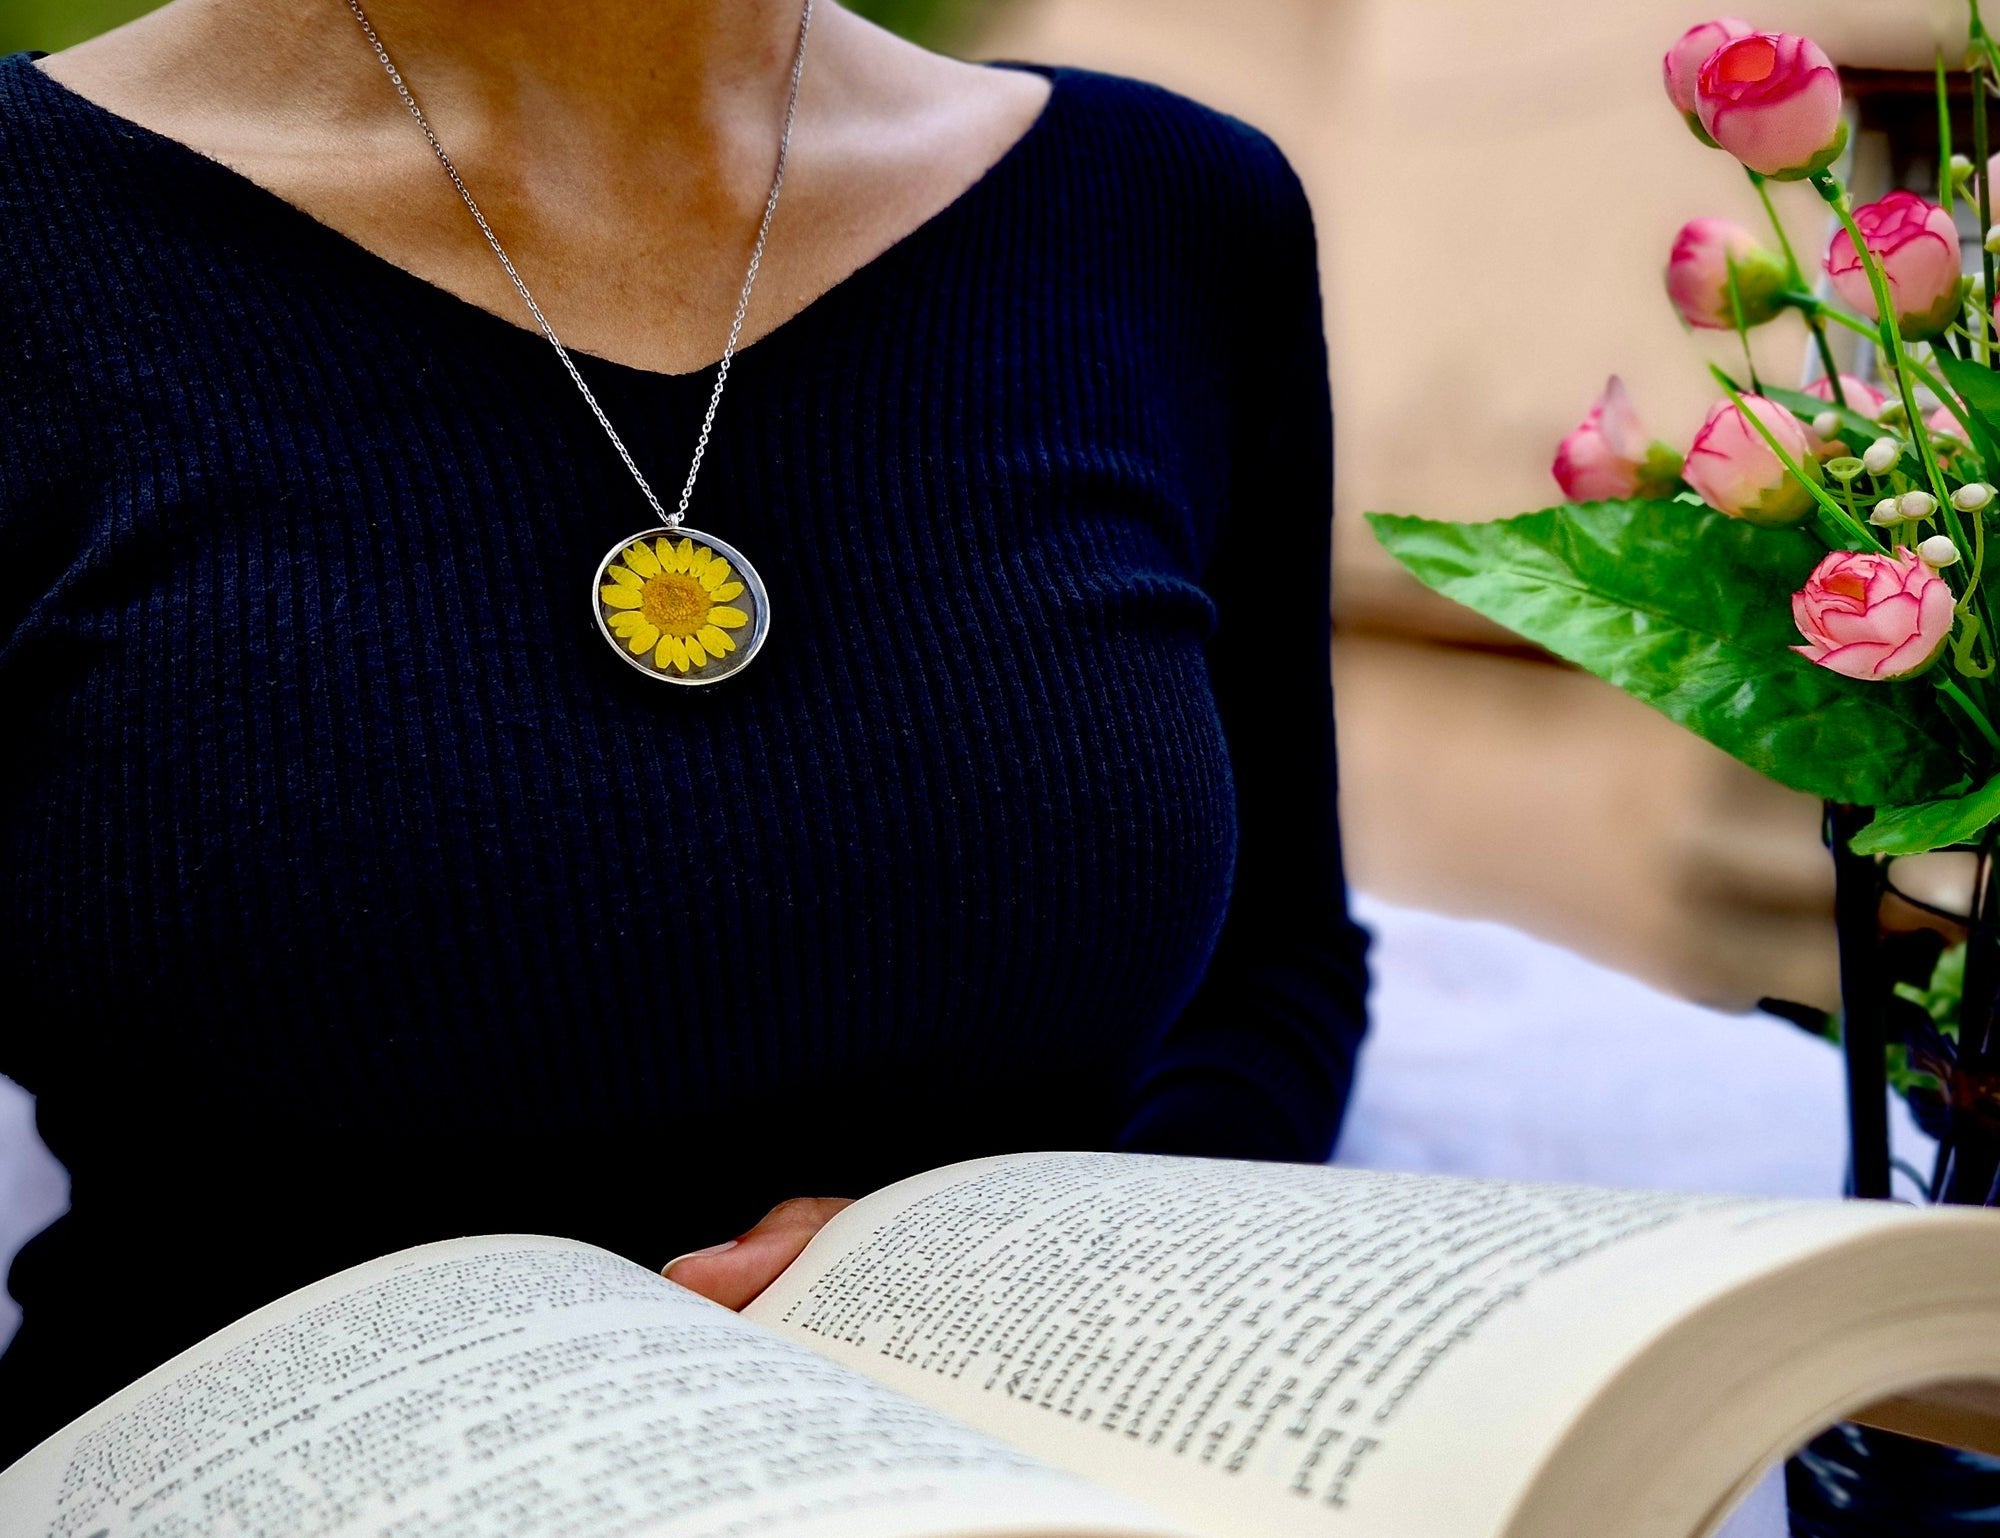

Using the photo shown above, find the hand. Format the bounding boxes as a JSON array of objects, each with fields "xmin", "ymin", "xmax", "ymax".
[{"xmin": 661, "ymin": 1196, "xmax": 855, "ymax": 1310}]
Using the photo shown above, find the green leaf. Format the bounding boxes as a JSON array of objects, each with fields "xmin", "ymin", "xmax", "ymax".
[
  {"xmin": 1365, "ymin": 499, "xmax": 1971, "ymax": 805},
  {"xmin": 1930, "ymin": 350, "xmax": 2000, "ymax": 477},
  {"xmin": 1850, "ymin": 775, "xmax": 2000, "ymax": 854}
]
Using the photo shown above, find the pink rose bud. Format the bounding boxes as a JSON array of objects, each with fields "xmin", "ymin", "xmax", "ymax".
[
  {"xmin": 1665, "ymin": 218, "xmax": 1789, "ymax": 329},
  {"xmin": 1930, "ymin": 403, "xmax": 1971, "ymax": 446},
  {"xmin": 1805, "ymin": 373, "xmax": 1890, "ymax": 419},
  {"xmin": 1792, "ymin": 546, "xmax": 1954, "ymax": 680},
  {"xmin": 1696, "ymin": 33, "xmax": 1846, "ymax": 180},
  {"xmin": 1683, "ymin": 394, "xmax": 1820, "ymax": 526},
  {"xmin": 1552, "ymin": 377, "xmax": 1682, "ymax": 502},
  {"xmin": 1826, "ymin": 191, "xmax": 1965, "ymax": 341},
  {"xmin": 1663, "ymin": 18, "xmax": 1754, "ymax": 144}
]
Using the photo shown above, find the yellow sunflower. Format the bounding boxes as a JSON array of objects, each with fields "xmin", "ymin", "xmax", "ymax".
[{"xmin": 599, "ymin": 536, "xmax": 753, "ymax": 673}]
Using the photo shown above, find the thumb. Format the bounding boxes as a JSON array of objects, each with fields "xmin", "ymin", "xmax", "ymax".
[{"xmin": 662, "ymin": 1196, "xmax": 855, "ymax": 1311}]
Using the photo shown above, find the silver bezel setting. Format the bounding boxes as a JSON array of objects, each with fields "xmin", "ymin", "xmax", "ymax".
[{"xmin": 591, "ymin": 527, "xmax": 771, "ymax": 686}]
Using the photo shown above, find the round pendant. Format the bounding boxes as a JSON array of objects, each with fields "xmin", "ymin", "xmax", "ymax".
[{"xmin": 592, "ymin": 526, "xmax": 770, "ymax": 685}]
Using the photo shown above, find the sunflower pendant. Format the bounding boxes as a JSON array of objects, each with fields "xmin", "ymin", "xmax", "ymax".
[{"xmin": 593, "ymin": 527, "xmax": 770, "ymax": 685}]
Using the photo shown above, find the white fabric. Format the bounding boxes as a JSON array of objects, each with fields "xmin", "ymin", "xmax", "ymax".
[
  {"xmin": 0, "ymin": 1081, "xmax": 62, "ymax": 1355},
  {"xmin": 0, "ymin": 894, "xmax": 1936, "ymax": 1530},
  {"xmin": 1340, "ymin": 893, "xmax": 1932, "ymax": 1198}
]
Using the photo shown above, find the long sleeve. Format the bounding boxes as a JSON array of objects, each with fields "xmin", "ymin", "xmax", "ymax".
[{"xmin": 1117, "ymin": 138, "xmax": 1371, "ymax": 1164}]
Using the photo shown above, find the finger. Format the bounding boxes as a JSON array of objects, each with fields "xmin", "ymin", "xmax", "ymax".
[{"xmin": 662, "ymin": 1196, "xmax": 855, "ymax": 1310}]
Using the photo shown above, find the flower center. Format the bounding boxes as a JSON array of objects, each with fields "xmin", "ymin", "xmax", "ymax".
[
  {"xmin": 1717, "ymin": 37, "xmax": 1775, "ymax": 85},
  {"xmin": 640, "ymin": 572, "xmax": 712, "ymax": 636}
]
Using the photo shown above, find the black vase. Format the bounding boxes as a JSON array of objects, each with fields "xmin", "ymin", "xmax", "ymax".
[
  {"xmin": 1805, "ymin": 808, "xmax": 2000, "ymax": 1532},
  {"xmin": 1788, "ymin": 1425, "xmax": 2000, "ymax": 1535}
]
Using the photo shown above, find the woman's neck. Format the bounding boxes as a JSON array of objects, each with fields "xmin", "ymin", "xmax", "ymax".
[
  {"xmin": 306, "ymin": 0, "xmax": 815, "ymax": 138},
  {"xmin": 56, "ymin": 0, "xmax": 843, "ymax": 171}
]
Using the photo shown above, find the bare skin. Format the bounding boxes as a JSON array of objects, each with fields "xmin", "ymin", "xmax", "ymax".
[
  {"xmin": 36, "ymin": 0, "xmax": 1051, "ymax": 376},
  {"xmin": 37, "ymin": 0, "xmax": 1041, "ymax": 1297}
]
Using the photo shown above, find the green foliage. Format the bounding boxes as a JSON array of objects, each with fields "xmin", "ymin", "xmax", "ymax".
[
  {"xmin": 0, "ymin": 0, "xmax": 161, "ymax": 55},
  {"xmin": 0, "ymin": 0, "xmax": 985, "ymax": 56},
  {"xmin": 1933, "ymin": 348, "xmax": 2000, "ymax": 470},
  {"xmin": 1851, "ymin": 773, "xmax": 2000, "ymax": 855},
  {"xmin": 1894, "ymin": 940, "xmax": 1965, "ymax": 1044},
  {"xmin": 847, "ymin": 0, "xmax": 999, "ymax": 49},
  {"xmin": 1366, "ymin": 499, "xmax": 1972, "ymax": 806},
  {"xmin": 1758, "ymin": 382, "xmax": 1881, "ymax": 458}
]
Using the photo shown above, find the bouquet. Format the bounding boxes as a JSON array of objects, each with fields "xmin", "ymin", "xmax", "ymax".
[{"xmin": 1368, "ymin": 11, "xmax": 2000, "ymax": 1209}]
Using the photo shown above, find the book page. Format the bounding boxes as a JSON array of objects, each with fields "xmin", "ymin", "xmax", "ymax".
[
  {"xmin": 746, "ymin": 1152, "xmax": 1928, "ymax": 1538},
  {"xmin": 0, "ymin": 1233, "xmax": 1192, "ymax": 1538}
]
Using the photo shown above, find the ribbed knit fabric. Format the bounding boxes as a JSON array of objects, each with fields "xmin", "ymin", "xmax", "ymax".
[{"xmin": 0, "ymin": 48, "xmax": 1368, "ymax": 1462}]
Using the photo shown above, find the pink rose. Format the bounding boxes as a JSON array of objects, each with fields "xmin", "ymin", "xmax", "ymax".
[
  {"xmin": 1696, "ymin": 33, "xmax": 1846, "ymax": 180},
  {"xmin": 1826, "ymin": 191, "xmax": 1964, "ymax": 341},
  {"xmin": 1792, "ymin": 547, "xmax": 1953, "ymax": 680},
  {"xmin": 1683, "ymin": 394, "xmax": 1819, "ymax": 525},
  {"xmin": 1552, "ymin": 377, "xmax": 1674, "ymax": 501},
  {"xmin": 1804, "ymin": 373, "xmax": 1890, "ymax": 419},
  {"xmin": 1666, "ymin": 218, "xmax": 1788, "ymax": 328},
  {"xmin": 1663, "ymin": 18, "xmax": 1754, "ymax": 143}
]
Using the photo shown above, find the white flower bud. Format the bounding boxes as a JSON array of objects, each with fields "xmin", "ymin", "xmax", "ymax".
[
  {"xmin": 1863, "ymin": 437, "xmax": 1901, "ymax": 474},
  {"xmin": 1870, "ymin": 498, "xmax": 1905, "ymax": 526},
  {"xmin": 1987, "ymin": 224, "xmax": 2000, "ymax": 256},
  {"xmin": 1812, "ymin": 410, "xmax": 1841, "ymax": 439},
  {"xmin": 1954, "ymin": 481, "xmax": 1996, "ymax": 512},
  {"xmin": 1919, "ymin": 534, "xmax": 1961, "ymax": 567},
  {"xmin": 1953, "ymin": 153, "xmax": 1976, "ymax": 184},
  {"xmin": 1901, "ymin": 490, "xmax": 1939, "ymax": 520}
]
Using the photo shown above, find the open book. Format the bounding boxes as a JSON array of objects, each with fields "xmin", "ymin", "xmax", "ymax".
[{"xmin": 4, "ymin": 1151, "xmax": 1998, "ymax": 1538}]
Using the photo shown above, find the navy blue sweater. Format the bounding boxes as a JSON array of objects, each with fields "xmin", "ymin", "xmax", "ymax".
[{"xmin": 0, "ymin": 48, "xmax": 1368, "ymax": 1460}]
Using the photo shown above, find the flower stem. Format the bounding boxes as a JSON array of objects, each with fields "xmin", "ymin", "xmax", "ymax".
[
  {"xmin": 1725, "ymin": 255, "xmax": 1760, "ymax": 390},
  {"xmin": 1939, "ymin": 48, "xmax": 1958, "ymax": 215},
  {"xmin": 1749, "ymin": 167, "xmax": 1845, "ymax": 405},
  {"xmin": 1749, "ymin": 169, "xmax": 1803, "ymax": 280},
  {"xmin": 1804, "ymin": 301, "xmax": 1986, "ymax": 475},
  {"xmin": 1975, "ymin": 33, "xmax": 1999, "ymax": 371},
  {"xmin": 1942, "ymin": 674, "xmax": 2000, "ymax": 752}
]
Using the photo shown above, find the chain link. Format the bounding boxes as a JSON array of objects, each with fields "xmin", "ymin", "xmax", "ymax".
[{"xmin": 344, "ymin": 0, "xmax": 814, "ymax": 528}]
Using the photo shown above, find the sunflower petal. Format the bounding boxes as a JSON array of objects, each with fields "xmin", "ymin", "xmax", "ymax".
[
  {"xmin": 684, "ymin": 635, "xmax": 708, "ymax": 667},
  {"xmin": 601, "ymin": 585, "xmax": 643, "ymax": 609},
  {"xmin": 625, "ymin": 621, "xmax": 661, "ymax": 655},
  {"xmin": 708, "ymin": 579, "xmax": 745, "ymax": 602},
  {"xmin": 663, "ymin": 634, "xmax": 692, "ymax": 672},
  {"xmin": 650, "ymin": 537, "xmax": 674, "ymax": 570},
  {"xmin": 673, "ymin": 537, "xmax": 695, "ymax": 571},
  {"xmin": 698, "ymin": 623, "xmax": 735, "ymax": 656},
  {"xmin": 607, "ymin": 565, "xmax": 645, "ymax": 589},
  {"xmin": 608, "ymin": 610, "xmax": 644, "ymax": 632},
  {"xmin": 623, "ymin": 541, "xmax": 661, "ymax": 578},
  {"xmin": 688, "ymin": 544, "xmax": 713, "ymax": 573},
  {"xmin": 697, "ymin": 559, "xmax": 729, "ymax": 592},
  {"xmin": 708, "ymin": 606, "xmax": 750, "ymax": 630}
]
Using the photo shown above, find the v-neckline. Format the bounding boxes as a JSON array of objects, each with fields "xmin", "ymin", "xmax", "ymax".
[{"xmin": 11, "ymin": 50, "xmax": 1067, "ymax": 387}]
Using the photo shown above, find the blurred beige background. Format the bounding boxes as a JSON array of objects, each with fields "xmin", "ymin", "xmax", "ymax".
[{"xmin": 977, "ymin": 0, "xmax": 1977, "ymax": 1009}]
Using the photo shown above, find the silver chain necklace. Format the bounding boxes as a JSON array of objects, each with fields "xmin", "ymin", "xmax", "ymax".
[{"xmin": 344, "ymin": 0, "xmax": 814, "ymax": 685}]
